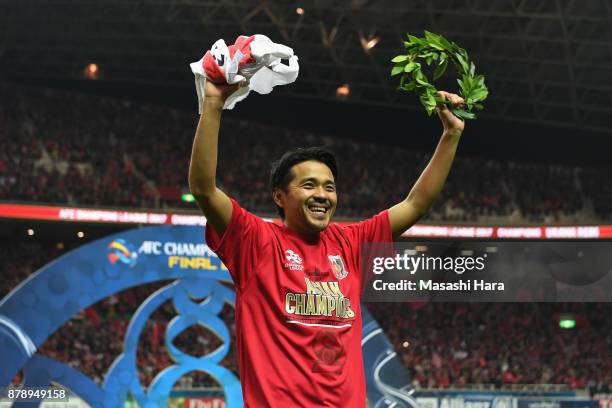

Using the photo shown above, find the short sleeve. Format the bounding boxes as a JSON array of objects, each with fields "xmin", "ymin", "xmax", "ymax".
[
  {"xmin": 342, "ymin": 209, "xmax": 392, "ymax": 245},
  {"xmin": 205, "ymin": 198, "xmax": 268, "ymax": 292},
  {"xmin": 337, "ymin": 210, "xmax": 393, "ymax": 291}
]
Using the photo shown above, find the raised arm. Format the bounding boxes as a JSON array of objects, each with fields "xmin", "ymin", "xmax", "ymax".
[
  {"xmin": 388, "ymin": 91, "xmax": 465, "ymax": 239},
  {"xmin": 188, "ymin": 80, "xmax": 239, "ymax": 235}
]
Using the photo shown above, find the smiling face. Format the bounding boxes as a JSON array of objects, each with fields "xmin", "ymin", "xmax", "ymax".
[{"xmin": 273, "ymin": 160, "xmax": 337, "ymax": 239}]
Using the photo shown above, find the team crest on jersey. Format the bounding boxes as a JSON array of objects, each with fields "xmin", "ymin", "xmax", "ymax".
[
  {"xmin": 328, "ymin": 255, "xmax": 347, "ymax": 280},
  {"xmin": 284, "ymin": 249, "xmax": 304, "ymax": 271}
]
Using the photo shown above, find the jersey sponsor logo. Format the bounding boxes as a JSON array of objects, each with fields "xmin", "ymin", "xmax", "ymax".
[
  {"xmin": 285, "ymin": 249, "xmax": 303, "ymax": 264},
  {"xmin": 328, "ymin": 255, "xmax": 348, "ymax": 280},
  {"xmin": 305, "ymin": 267, "xmax": 330, "ymax": 280},
  {"xmin": 284, "ymin": 249, "xmax": 304, "ymax": 271}
]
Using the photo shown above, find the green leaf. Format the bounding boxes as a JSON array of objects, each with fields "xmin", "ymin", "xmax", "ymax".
[
  {"xmin": 433, "ymin": 58, "xmax": 448, "ymax": 81},
  {"xmin": 391, "ymin": 55, "xmax": 409, "ymax": 63},
  {"xmin": 424, "ymin": 31, "xmax": 439, "ymax": 42},
  {"xmin": 415, "ymin": 70, "xmax": 429, "ymax": 86},
  {"xmin": 470, "ymin": 88, "xmax": 488, "ymax": 102},
  {"xmin": 404, "ymin": 43, "xmax": 419, "ymax": 52},
  {"xmin": 455, "ymin": 53, "xmax": 470, "ymax": 73},
  {"xmin": 391, "ymin": 65, "xmax": 405, "ymax": 76},
  {"xmin": 407, "ymin": 34, "xmax": 422, "ymax": 45},
  {"xmin": 404, "ymin": 62, "xmax": 417, "ymax": 72},
  {"xmin": 424, "ymin": 31, "xmax": 444, "ymax": 50},
  {"xmin": 438, "ymin": 36, "xmax": 453, "ymax": 50},
  {"xmin": 457, "ymin": 77, "xmax": 466, "ymax": 92},
  {"xmin": 401, "ymin": 81, "xmax": 417, "ymax": 91},
  {"xmin": 428, "ymin": 104, "xmax": 437, "ymax": 116},
  {"xmin": 448, "ymin": 41, "xmax": 461, "ymax": 55},
  {"xmin": 421, "ymin": 92, "xmax": 437, "ymax": 116},
  {"xmin": 427, "ymin": 95, "xmax": 437, "ymax": 108},
  {"xmin": 459, "ymin": 74, "xmax": 474, "ymax": 94},
  {"xmin": 452, "ymin": 108, "xmax": 476, "ymax": 120}
]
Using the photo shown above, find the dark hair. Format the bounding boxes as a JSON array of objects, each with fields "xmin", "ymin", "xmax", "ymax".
[{"xmin": 269, "ymin": 147, "xmax": 338, "ymax": 219}]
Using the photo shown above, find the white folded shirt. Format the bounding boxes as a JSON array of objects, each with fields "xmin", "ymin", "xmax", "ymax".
[{"xmin": 190, "ymin": 34, "xmax": 299, "ymax": 111}]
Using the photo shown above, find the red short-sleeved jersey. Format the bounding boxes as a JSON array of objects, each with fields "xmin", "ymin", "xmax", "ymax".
[{"xmin": 205, "ymin": 199, "xmax": 392, "ymax": 407}]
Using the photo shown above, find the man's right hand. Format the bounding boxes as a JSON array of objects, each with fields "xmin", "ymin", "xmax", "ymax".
[{"xmin": 205, "ymin": 80, "xmax": 241, "ymax": 105}]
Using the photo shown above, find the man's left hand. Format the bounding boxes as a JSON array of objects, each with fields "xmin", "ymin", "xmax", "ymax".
[{"xmin": 436, "ymin": 91, "xmax": 465, "ymax": 136}]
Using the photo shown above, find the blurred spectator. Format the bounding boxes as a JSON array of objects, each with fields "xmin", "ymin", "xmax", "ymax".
[
  {"xmin": 1, "ymin": 85, "xmax": 605, "ymax": 222},
  {"xmin": 368, "ymin": 302, "xmax": 612, "ymax": 390}
]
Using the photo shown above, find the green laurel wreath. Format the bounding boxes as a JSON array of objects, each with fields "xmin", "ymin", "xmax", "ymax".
[{"xmin": 391, "ymin": 31, "xmax": 488, "ymax": 120}]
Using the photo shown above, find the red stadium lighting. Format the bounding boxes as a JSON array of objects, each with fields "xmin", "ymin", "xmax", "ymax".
[
  {"xmin": 84, "ymin": 63, "xmax": 99, "ymax": 80},
  {"xmin": 336, "ymin": 83, "xmax": 350, "ymax": 98}
]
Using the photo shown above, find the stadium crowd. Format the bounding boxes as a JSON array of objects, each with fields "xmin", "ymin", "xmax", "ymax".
[
  {"xmin": 369, "ymin": 302, "xmax": 612, "ymax": 392},
  {"xmin": 1, "ymin": 85, "xmax": 607, "ymax": 222},
  {"xmin": 2, "ymin": 242, "xmax": 610, "ymax": 391}
]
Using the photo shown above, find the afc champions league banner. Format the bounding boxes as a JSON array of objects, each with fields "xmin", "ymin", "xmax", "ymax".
[{"xmin": 0, "ymin": 225, "xmax": 413, "ymax": 407}]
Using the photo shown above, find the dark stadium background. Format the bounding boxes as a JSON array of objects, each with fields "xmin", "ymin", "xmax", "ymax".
[{"xmin": 1, "ymin": 0, "xmax": 611, "ymax": 406}]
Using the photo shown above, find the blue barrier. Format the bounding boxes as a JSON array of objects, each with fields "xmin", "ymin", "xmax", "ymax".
[{"xmin": 0, "ymin": 226, "xmax": 241, "ymax": 407}]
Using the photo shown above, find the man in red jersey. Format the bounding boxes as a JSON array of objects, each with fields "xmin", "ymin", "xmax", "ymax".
[{"xmin": 188, "ymin": 80, "xmax": 465, "ymax": 407}]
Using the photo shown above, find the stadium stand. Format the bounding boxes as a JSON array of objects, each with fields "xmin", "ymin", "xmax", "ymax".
[
  {"xmin": 1, "ymin": 85, "xmax": 607, "ymax": 223},
  {"xmin": 369, "ymin": 302, "xmax": 612, "ymax": 391}
]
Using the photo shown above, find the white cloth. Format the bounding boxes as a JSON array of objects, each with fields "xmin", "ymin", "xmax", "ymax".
[{"xmin": 190, "ymin": 34, "xmax": 299, "ymax": 111}]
